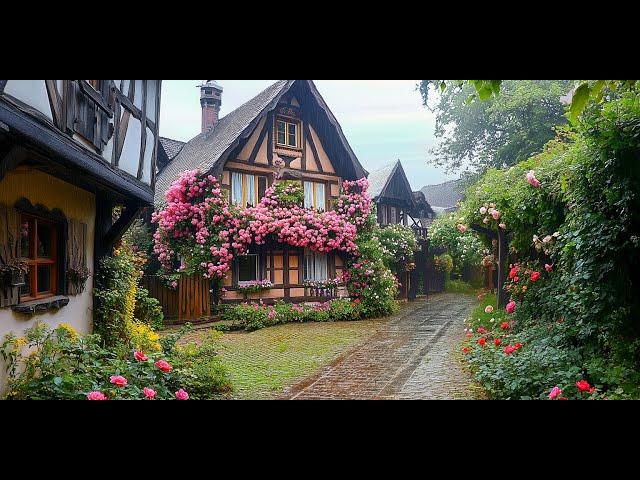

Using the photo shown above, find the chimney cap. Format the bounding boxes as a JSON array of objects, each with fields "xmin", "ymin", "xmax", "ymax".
[{"xmin": 199, "ymin": 80, "xmax": 223, "ymax": 91}]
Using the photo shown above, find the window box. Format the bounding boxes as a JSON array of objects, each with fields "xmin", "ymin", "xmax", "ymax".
[{"xmin": 12, "ymin": 295, "xmax": 69, "ymax": 315}]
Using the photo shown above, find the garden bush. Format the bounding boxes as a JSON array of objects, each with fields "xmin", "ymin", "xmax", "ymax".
[
  {"xmin": 0, "ymin": 322, "xmax": 229, "ymax": 400},
  {"xmin": 220, "ymin": 298, "xmax": 360, "ymax": 332},
  {"xmin": 459, "ymin": 91, "xmax": 640, "ymax": 399}
]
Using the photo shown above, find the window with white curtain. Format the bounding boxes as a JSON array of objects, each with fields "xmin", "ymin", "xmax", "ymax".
[
  {"xmin": 231, "ymin": 172, "xmax": 267, "ymax": 207},
  {"xmin": 303, "ymin": 181, "xmax": 326, "ymax": 211},
  {"xmin": 304, "ymin": 250, "xmax": 328, "ymax": 282}
]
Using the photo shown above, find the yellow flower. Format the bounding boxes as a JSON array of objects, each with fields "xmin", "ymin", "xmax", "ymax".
[
  {"xmin": 13, "ymin": 336, "xmax": 27, "ymax": 352},
  {"xmin": 57, "ymin": 323, "xmax": 79, "ymax": 341}
]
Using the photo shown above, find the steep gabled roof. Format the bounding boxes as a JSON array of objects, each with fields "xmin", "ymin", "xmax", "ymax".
[
  {"xmin": 154, "ymin": 80, "xmax": 367, "ymax": 206},
  {"xmin": 420, "ymin": 178, "xmax": 465, "ymax": 210},
  {"xmin": 159, "ymin": 137, "xmax": 185, "ymax": 161},
  {"xmin": 367, "ymin": 160, "xmax": 414, "ymax": 209}
]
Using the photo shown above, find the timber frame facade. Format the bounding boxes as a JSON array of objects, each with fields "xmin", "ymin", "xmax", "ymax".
[
  {"xmin": 0, "ymin": 80, "xmax": 162, "ymax": 392},
  {"xmin": 154, "ymin": 80, "xmax": 367, "ymax": 312}
]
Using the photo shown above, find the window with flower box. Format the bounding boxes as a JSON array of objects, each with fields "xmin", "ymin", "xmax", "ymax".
[
  {"xmin": 237, "ymin": 254, "xmax": 259, "ymax": 284},
  {"xmin": 303, "ymin": 250, "xmax": 327, "ymax": 282}
]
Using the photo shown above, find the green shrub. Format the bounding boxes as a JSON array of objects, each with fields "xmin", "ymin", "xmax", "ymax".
[
  {"xmin": 0, "ymin": 322, "xmax": 228, "ymax": 400},
  {"xmin": 220, "ymin": 298, "xmax": 360, "ymax": 332},
  {"xmin": 459, "ymin": 92, "xmax": 640, "ymax": 400},
  {"xmin": 134, "ymin": 287, "xmax": 164, "ymax": 330}
]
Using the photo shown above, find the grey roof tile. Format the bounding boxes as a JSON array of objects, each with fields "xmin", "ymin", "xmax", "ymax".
[
  {"xmin": 158, "ymin": 137, "xmax": 186, "ymax": 160},
  {"xmin": 420, "ymin": 179, "xmax": 464, "ymax": 210}
]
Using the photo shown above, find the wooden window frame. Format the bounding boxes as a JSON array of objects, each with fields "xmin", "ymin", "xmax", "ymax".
[
  {"xmin": 302, "ymin": 179, "xmax": 328, "ymax": 212},
  {"xmin": 230, "ymin": 171, "xmax": 268, "ymax": 208},
  {"xmin": 19, "ymin": 214, "xmax": 59, "ymax": 302},
  {"xmin": 303, "ymin": 250, "xmax": 328, "ymax": 282},
  {"xmin": 275, "ymin": 116, "xmax": 301, "ymax": 149},
  {"xmin": 235, "ymin": 253, "xmax": 260, "ymax": 285}
]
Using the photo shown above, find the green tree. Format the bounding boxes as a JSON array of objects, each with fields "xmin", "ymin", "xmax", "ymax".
[{"xmin": 419, "ymin": 80, "xmax": 572, "ymax": 173}]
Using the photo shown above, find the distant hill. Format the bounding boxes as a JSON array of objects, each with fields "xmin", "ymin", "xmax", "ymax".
[{"xmin": 420, "ymin": 179, "xmax": 465, "ymax": 214}]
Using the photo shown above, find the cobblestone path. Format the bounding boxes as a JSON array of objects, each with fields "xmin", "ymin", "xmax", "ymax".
[{"xmin": 285, "ymin": 293, "xmax": 481, "ymax": 400}]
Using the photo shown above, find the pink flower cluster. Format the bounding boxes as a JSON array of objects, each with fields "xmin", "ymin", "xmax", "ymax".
[{"xmin": 152, "ymin": 170, "xmax": 374, "ymax": 281}]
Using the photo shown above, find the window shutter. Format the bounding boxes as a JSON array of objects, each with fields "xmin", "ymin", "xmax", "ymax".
[
  {"xmin": 66, "ymin": 219, "xmax": 89, "ymax": 295},
  {"xmin": 65, "ymin": 81, "xmax": 113, "ymax": 152},
  {"xmin": 0, "ymin": 203, "xmax": 21, "ymax": 307}
]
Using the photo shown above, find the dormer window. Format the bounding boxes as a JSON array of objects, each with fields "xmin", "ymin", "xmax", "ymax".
[{"xmin": 276, "ymin": 117, "xmax": 300, "ymax": 149}]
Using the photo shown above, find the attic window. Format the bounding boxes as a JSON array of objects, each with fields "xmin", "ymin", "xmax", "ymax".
[{"xmin": 276, "ymin": 117, "xmax": 300, "ymax": 149}]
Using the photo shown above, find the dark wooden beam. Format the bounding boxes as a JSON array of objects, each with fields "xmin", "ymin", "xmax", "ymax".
[
  {"xmin": 266, "ymin": 111, "xmax": 274, "ymax": 165},
  {"xmin": 0, "ymin": 144, "xmax": 23, "ymax": 182},
  {"xmin": 304, "ymin": 122, "xmax": 323, "ymax": 173},
  {"xmin": 248, "ymin": 119, "xmax": 269, "ymax": 164},
  {"xmin": 0, "ymin": 80, "xmax": 7, "ymax": 93},
  {"xmin": 99, "ymin": 201, "xmax": 143, "ymax": 262}
]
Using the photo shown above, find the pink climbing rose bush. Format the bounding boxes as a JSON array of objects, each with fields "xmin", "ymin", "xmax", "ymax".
[{"xmin": 152, "ymin": 171, "xmax": 373, "ymax": 285}]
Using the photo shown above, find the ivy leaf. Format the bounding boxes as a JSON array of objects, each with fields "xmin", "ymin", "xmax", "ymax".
[
  {"xmin": 569, "ymin": 83, "xmax": 591, "ymax": 123},
  {"xmin": 440, "ymin": 81, "xmax": 446, "ymax": 93}
]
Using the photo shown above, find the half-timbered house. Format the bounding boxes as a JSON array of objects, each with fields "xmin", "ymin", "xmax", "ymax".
[
  {"xmin": 367, "ymin": 160, "xmax": 439, "ymax": 298},
  {"xmin": 0, "ymin": 80, "xmax": 162, "ymax": 390},
  {"xmin": 153, "ymin": 80, "xmax": 367, "ymax": 314}
]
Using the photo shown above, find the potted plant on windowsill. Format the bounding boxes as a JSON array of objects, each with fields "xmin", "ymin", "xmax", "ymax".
[{"xmin": 0, "ymin": 260, "xmax": 28, "ymax": 289}]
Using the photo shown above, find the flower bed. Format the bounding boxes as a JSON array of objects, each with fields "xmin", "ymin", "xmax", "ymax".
[
  {"xmin": 1, "ymin": 322, "xmax": 231, "ymax": 400},
  {"xmin": 220, "ymin": 298, "xmax": 360, "ymax": 332}
]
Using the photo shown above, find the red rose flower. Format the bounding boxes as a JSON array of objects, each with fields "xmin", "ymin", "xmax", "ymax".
[
  {"xmin": 500, "ymin": 322, "xmax": 510, "ymax": 330},
  {"xmin": 513, "ymin": 276, "xmax": 520, "ymax": 283},
  {"xmin": 504, "ymin": 345, "xmax": 516, "ymax": 355},
  {"xmin": 530, "ymin": 271, "xmax": 540, "ymax": 282},
  {"xmin": 462, "ymin": 347, "xmax": 470, "ymax": 354},
  {"xmin": 478, "ymin": 338, "xmax": 486, "ymax": 347},
  {"xmin": 514, "ymin": 342, "xmax": 523, "ymax": 350},
  {"xmin": 134, "ymin": 351, "xmax": 148, "ymax": 362},
  {"xmin": 494, "ymin": 338, "xmax": 502, "ymax": 347},
  {"xmin": 477, "ymin": 327, "xmax": 487, "ymax": 334},
  {"xmin": 576, "ymin": 380, "xmax": 591, "ymax": 392},
  {"xmin": 155, "ymin": 359, "xmax": 172, "ymax": 373},
  {"xmin": 509, "ymin": 266, "xmax": 519, "ymax": 279}
]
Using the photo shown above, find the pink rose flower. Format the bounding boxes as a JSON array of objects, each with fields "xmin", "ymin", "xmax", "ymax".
[
  {"xmin": 506, "ymin": 300, "xmax": 516, "ymax": 314},
  {"xmin": 548, "ymin": 386, "xmax": 562, "ymax": 400},
  {"xmin": 143, "ymin": 387, "xmax": 157, "ymax": 400},
  {"xmin": 457, "ymin": 224, "xmax": 467, "ymax": 233},
  {"xmin": 491, "ymin": 210, "xmax": 501, "ymax": 220},
  {"xmin": 87, "ymin": 391, "xmax": 108, "ymax": 400},
  {"xmin": 134, "ymin": 351, "xmax": 148, "ymax": 362},
  {"xmin": 175, "ymin": 389, "xmax": 189, "ymax": 400},
  {"xmin": 484, "ymin": 305, "xmax": 494, "ymax": 314},
  {"xmin": 109, "ymin": 375, "xmax": 128, "ymax": 387},
  {"xmin": 545, "ymin": 263, "xmax": 553, "ymax": 272},
  {"xmin": 530, "ymin": 271, "xmax": 540, "ymax": 282},
  {"xmin": 155, "ymin": 359, "xmax": 172, "ymax": 373},
  {"xmin": 479, "ymin": 206, "xmax": 487, "ymax": 215},
  {"xmin": 526, "ymin": 170, "xmax": 541, "ymax": 188},
  {"xmin": 499, "ymin": 223, "xmax": 506, "ymax": 229}
]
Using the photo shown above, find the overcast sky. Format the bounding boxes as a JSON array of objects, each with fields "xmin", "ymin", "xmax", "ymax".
[{"xmin": 159, "ymin": 80, "xmax": 457, "ymax": 190}]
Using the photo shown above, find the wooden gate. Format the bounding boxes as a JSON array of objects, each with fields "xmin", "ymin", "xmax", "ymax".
[{"xmin": 142, "ymin": 274, "xmax": 211, "ymax": 324}]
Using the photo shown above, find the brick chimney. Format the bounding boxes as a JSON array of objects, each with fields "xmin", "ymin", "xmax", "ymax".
[{"xmin": 199, "ymin": 80, "xmax": 223, "ymax": 133}]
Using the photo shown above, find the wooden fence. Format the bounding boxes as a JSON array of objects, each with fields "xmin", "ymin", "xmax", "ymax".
[{"xmin": 142, "ymin": 274, "xmax": 211, "ymax": 324}]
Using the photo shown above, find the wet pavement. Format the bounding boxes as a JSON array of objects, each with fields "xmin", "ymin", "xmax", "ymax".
[{"xmin": 285, "ymin": 293, "xmax": 479, "ymax": 400}]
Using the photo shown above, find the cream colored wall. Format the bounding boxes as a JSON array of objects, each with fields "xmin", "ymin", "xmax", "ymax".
[{"xmin": 0, "ymin": 167, "xmax": 96, "ymax": 396}]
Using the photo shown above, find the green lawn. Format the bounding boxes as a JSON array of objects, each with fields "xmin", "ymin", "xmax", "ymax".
[{"xmin": 179, "ymin": 318, "xmax": 389, "ymax": 399}]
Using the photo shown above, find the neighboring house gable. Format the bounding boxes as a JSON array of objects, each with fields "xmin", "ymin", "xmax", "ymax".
[
  {"xmin": 420, "ymin": 179, "xmax": 465, "ymax": 213},
  {"xmin": 368, "ymin": 160, "xmax": 416, "ymax": 226}
]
